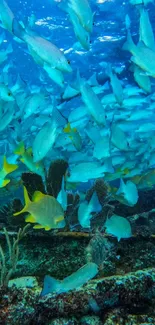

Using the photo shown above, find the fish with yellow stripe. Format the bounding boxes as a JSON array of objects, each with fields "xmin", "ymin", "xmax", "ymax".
[
  {"xmin": 63, "ymin": 122, "xmax": 82, "ymax": 151},
  {"xmin": 0, "ymin": 156, "xmax": 18, "ymax": 188},
  {"xmin": 13, "ymin": 186, "xmax": 66, "ymax": 230},
  {"xmin": 14, "ymin": 142, "xmax": 45, "ymax": 179}
]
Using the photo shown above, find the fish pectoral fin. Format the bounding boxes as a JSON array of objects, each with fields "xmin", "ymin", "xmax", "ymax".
[
  {"xmin": 32, "ymin": 191, "xmax": 45, "ymax": 202},
  {"xmin": 56, "ymin": 216, "xmax": 64, "ymax": 224},
  {"xmin": 45, "ymin": 226, "xmax": 51, "ymax": 231},
  {"xmin": 33, "ymin": 224, "xmax": 44, "ymax": 229},
  {"xmin": 25, "ymin": 214, "xmax": 36, "ymax": 223}
]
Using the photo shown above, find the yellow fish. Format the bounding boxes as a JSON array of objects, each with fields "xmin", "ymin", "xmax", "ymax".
[
  {"xmin": 14, "ymin": 142, "xmax": 45, "ymax": 179},
  {"xmin": 13, "ymin": 186, "xmax": 66, "ymax": 231},
  {"xmin": 64, "ymin": 122, "xmax": 82, "ymax": 151},
  {"xmin": 0, "ymin": 156, "xmax": 18, "ymax": 188}
]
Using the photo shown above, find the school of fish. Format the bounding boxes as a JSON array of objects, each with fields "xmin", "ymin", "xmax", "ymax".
[{"xmin": 0, "ymin": 0, "xmax": 155, "ymax": 239}]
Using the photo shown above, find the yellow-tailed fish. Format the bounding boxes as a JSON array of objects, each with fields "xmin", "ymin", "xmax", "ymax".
[
  {"xmin": 64, "ymin": 123, "xmax": 82, "ymax": 151},
  {"xmin": 0, "ymin": 156, "xmax": 18, "ymax": 188},
  {"xmin": 13, "ymin": 186, "xmax": 65, "ymax": 230},
  {"xmin": 14, "ymin": 142, "xmax": 45, "ymax": 179}
]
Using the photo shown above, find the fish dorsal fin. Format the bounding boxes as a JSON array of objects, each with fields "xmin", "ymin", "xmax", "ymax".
[
  {"xmin": 3, "ymin": 156, "xmax": 18, "ymax": 174},
  {"xmin": 25, "ymin": 214, "xmax": 36, "ymax": 223},
  {"xmin": 32, "ymin": 191, "xmax": 45, "ymax": 202},
  {"xmin": 14, "ymin": 141, "xmax": 25, "ymax": 156}
]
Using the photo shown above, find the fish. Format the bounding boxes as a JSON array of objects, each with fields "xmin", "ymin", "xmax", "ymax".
[
  {"xmin": 78, "ymin": 191, "xmax": 102, "ymax": 228},
  {"xmin": 139, "ymin": 8, "xmax": 155, "ymax": 51},
  {"xmin": 123, "ymin": 28, "xmax": 155, "ymax": 77},
  {"xmin": 67, "ymin": 162, "xmax": 106, "ymax": 183},
  {"xmin": 106, "ymin": 64, "xmax": 123, "ymax": 105},
  {"xmin": 59, "ymin": 2, "xmax": 90, "ymax": 50},
  {"xmin": 115, "ymin": 178, "xmax": 139, "ymax": 207},
  {"xmin": 14, "ymin": 142, "xmax": 45, "ymax": 179},
  {"xmin": 0, "ymin": 0, "xmax": 14, "ymax": 34},
  {"xmin": 79, "ymin": 76, "xmax": 106, "ymax": 125},
  {"xmin": 41, "ymin": 262, "xmax": 98, "ymax": 296},
  {"xmin": 12, "ymin": 19, "xmax": 72, "ymax": 73},
  {"xmin": 32, "ymin": 107, "xmax": 66, "ymax": 162},
  {"xmin": 105, "ymin": 214, "xmax": 132, "ymax": 241},
  {"xmin": 132, "ymin": 65, "xmax": 151, "ymax": 93},
  {"xmin": 57, "ymin": 176, "xmax": 67, "ymax": 211},
  {"xmin": 13, "ymin": 186, "xmax": 66, "ymax": 230},
  {"xmin": 0, "ymin": 155, "xmax": 18, "ymax": 188},
  {"xmin": 64, "ymin": 123, "xmax": 82, "ymax": 151},
  {"xmin": 68, "ymin": 0, "xmax": 94, "ymax": 33}
]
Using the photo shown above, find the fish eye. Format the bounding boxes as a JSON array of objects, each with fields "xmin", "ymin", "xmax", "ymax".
[
  {"xmin": 90, "ymin": 40, "xmax": 92, "ymax": 44},
  {"xmin": 67, "ymin": 60, "xmax": 70, "ymax": 65},
  {"xmin": 93, "ymin": 22, "xmax": 95, "ymax": 26},
  {"xmin": 8, "ymin": 92, "xmax": 11, "ymax": 96}
]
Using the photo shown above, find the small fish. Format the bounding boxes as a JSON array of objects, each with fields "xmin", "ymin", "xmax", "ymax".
[
  {"xmin": 64, "ymin": 123, "xmax": 82, "ymax": 151},
  {"xmin": 41, "ymin": 262, "xmax": 98, "ymax": 296},
  {"xmin": 13, "ymin": 186, "xmax": 65, "ymax": 230},
  {"xmin": 78, "ymin": 191, "xmax": 102, "ymax": 228},
  {"xmin": 32, "ymin": 108, "xmax": 64, "ymax": 162},
  {"xmin": 139, "ymin": 8, "xmax": 155, "ymax": 51},
  {"xmin": 68, "ymin": 0, "xmax": 94, "ymax": 33},
  {"xmin": 111, "ymin": 123, "xmax": 128, "ymax": 151},
  {"xmin": 12, "ymin": 19, "xmax": 72, "ymax": 73},
  {"xmin": 14, "ymin": 142, "xmax": 45, "ymax": 179},
  {"xmin": 106, "ymin": 64, "xmax": 123, "ymax": 105},
  {"xmin": 0, "ymin": 0, "xmax": 14, "ymax": 34},
  {"xmin": 79, "ymin": 76, "xmax": 106, "ymax": 125},
  {"xmin": 105, "ymin": 214, "xmax": 132, "ymax": 241},
  {"xmin": 123, "ymin": 28, "xmax": 155, "ymax": 77},
  {"xmin": 116, "ymin": 178, "xmax": 139, "ymax": 206},
  {"xmin": 0, "ymin": 83, "xmax": 14, "ymax": 101},
  {"xmin": 0, "ymin": 156, "xmax": 18, "ymax": 188},
  {"xmin": 67, "ymin": 162, "xmax": 106, "ymax": 183},
  {"xmin": 57, "ymin": 176, "xmax": 67, "ymax": 211}
]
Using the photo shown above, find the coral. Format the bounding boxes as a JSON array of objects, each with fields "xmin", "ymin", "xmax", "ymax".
[
  {"xmin": 0, "ymin": 224, "xmax": 31, "ymax": 287},
  {"xmin": 46, "ymin": 159, "xmax": 68, "ymax": 197},
  {"xmin": 86, "ymin": 179, "xmax": 110, "ymax": 206},
  {"xmin": 21, "ymin": 172, "xmax": 46, "ymax": 199}
]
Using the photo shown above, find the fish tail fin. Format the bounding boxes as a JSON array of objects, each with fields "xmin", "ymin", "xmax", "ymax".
[
  {"xmin": 3, "ymin": 156, "xmax": 18, "ymax": 175},
  {"xmin": 40, "ymin": 275, "xmax": 61, "ymax": 297},
  {"xmin": 12, "ymin": 18, "xmax": 26, "ymax": 41},
  {"xmin": 14, "ymin": 141, "xmax": 25, "ymax": 155},
  {"xmin": 64, "ymin": 122, "xmax": 71, "ymax": 133},
  {"xmin": 122, "ymin": 29, "xmax": 135, "ymax": 52},
  {"xmin": 1, "ymin": 179, "xmax": 10, "ymax": 188},
  {"xmin": 13, "ymin": 186, "xmax": 31, "ymax": 216}
]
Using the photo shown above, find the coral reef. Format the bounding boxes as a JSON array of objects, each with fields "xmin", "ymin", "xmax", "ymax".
[
  {"xmin": 46, "ymin": 159, "xmax": 68, "ymax": 197},
  {"xmin": 0, "ymin": 268, "xmax": 155, "ymax": 324}
]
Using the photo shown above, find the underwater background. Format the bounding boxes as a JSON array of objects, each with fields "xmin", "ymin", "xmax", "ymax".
[{"xmin": 1, "ymin": 0, "xmax": 155, "ymax": 324}]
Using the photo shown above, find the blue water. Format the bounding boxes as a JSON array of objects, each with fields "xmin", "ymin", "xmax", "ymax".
[{"xmin": 2, "ymin": 0, "xmax": 141, "ymax": 84}]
